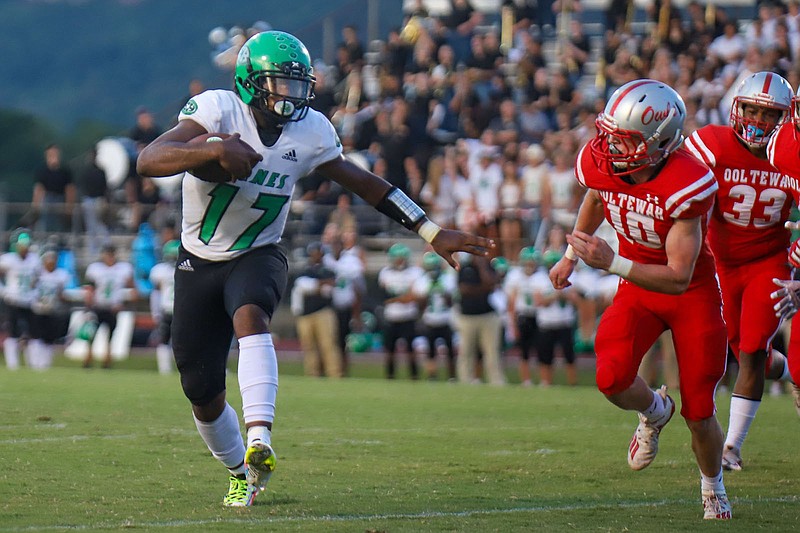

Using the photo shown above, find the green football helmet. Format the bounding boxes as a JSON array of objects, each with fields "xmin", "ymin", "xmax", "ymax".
[
  {"xmin": 422, "ymin": 251, "xmax": 442, "ymax": 271},
  {"xmin": 388, "ymin": 243, "xmax": 411, "ymax": 261},
  {"xmin": 519, "ymin": 246, "xmax": 541, "ymax": 264},
  {"xmin": 234, "ymin": 31, "xmax": 316, "ymax": 122},
  {"xmin": 490, "ymin": 256, "xmax": 509, "ymax": 274},
  {"xmin": 162, "ymin": 240, "xmax": 180, "ymax": 262},
  {"xmin": 543, "ymin": 249, "xmax": 562, "ymax": 268}
]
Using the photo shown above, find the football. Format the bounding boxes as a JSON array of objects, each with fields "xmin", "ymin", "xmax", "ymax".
[{"xmin": 187, "ymin": 132, "xmax": 233, "ymax": 182}]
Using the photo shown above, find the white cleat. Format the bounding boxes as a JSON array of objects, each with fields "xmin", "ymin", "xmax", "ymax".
[
  {"xmin": 245, "ymin": 441, "xmax": 277, "ymax": 495},
  {"xmin": 702, "ymin": 490, "xmax": 732, "ymax": 520},
  {"xmin": 721, "ymin": 445, "xmax": 743, "ymax": 472},
  {"xmin": 628, "ymin": 385, "xmax": 675, "ymax": 471}
]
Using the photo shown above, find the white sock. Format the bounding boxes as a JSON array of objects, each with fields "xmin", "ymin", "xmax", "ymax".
[
  {"xmin": 701, "ymin": 469, "xmax": 725, "ymax": 493},
  {"xmin": 247, "ymin": 425, "xmax": 272, "ymax": 448},
  {"xmin": 725, "ymin": 396, "xmax": 760, "ymax": 451},
  {"xmin": 42, "ymin": 345, "xmax": 54, "ymax": 369},
  {"xmin": 156, "ymin": 344, "xmax": 173, "ymax": 374},
  {"xmin": 4, "ymin": 338, "xmax": 19, "ymax": 370},
  {"xmin": 237, "ymin": 334, "xmax": 278, "ymax": 427},
  {"xmin": 193, "ymin": 402, "xmax": 246, "ymax": 475},
  {"xmin": 28, "ymin": 340, "xmax": 44, "ymax": 370},
  {"xmin": 641, "ymin": 389, "xmax": 666, "ymax": 423},
  {"xmin": 778, "ymin": 355, "xmax": 792, "ymax": 382}
]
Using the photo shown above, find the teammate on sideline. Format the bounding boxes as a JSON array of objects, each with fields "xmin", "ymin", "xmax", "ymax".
[
  {"xmin": 149, "ymin": 240, "xmax": 179, "ymax": 374},
  {"xmin": 549, "ymin": 79, "xmax": 731, "ymax": 519},
  {"xmin": 684, "ymin": 71, "xmax": 795, "ymax": 472},
  {"xmin": 136, "ymin": 30, "xmax": 494, "ymax": 506},
  {"xmin": 29, "ymin": 246, "xmax": 71, "ymax": 370},
  {"xmin": 0, "ymin": 229, "xmax": 41, "ymax": 369}
]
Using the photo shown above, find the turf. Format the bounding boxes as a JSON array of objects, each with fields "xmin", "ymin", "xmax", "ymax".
[{"xmin": 0, "ymin": 357, "xmax": 798, "ymax": 532}]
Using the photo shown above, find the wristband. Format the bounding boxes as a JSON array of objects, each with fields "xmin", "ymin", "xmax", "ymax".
[
  {"xmin": 375, "ymin": 186, "xmax": 426, "ymax": 230},
  {"xmin": 565, "ymin": 244, "xmax": 578, "ymax": 261},
  {"xmin": 418, "ymin": 220, "xmax": 442, "ymax": 244},
  {"xmin": 608, "ymin": 254, "xmax": 634, "ymax": 277}
]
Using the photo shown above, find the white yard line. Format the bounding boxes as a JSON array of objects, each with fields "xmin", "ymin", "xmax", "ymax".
[{"xmin": 0, "ymin": 496, "xmax": 797, "ymax": 532}]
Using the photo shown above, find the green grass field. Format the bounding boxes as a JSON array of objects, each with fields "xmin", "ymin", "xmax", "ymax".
[{"xmin": 1, "ymin": 356, "xmax": 799, "ymax": 532}]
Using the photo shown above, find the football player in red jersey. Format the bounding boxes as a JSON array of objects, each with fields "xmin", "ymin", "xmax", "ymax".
[
  {"xmin": 766, "ymin": 81, "xmax": 800, "ymax": 419},
  {"xmin": 685, "ymin": 71, "xmax": 795, "ymax": 473},
  {"xmin": 549, "ymin": 80, "xmax": 731, "ymax": 520}
]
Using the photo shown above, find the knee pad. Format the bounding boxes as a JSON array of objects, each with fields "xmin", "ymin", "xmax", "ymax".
[
  {"xmin": 179, "ymin": 364, "xmax": 225, "ymax": 406},
  {"xmin": 595, "ymin": 360, "xmax": 636, "ymax": 396}
]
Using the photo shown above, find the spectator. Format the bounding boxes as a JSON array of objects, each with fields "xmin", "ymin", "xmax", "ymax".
[
  {"xmin": 290, "ymin": 242, "xmax": 343, "ymax": 378},
  {"xmin": 130, "ymin": 106, "xmax": 163, "ymax": 148},
  {"xmin": 0, "ymin": 229, "xmax": 41, "ymax": 370},
  {"xmin": 708, "ymin": 21, "xmax": 746, "ymax": 64},
  {"xmin": 82, "ymin": 243, "xmax": 137, "ymax": 369},
  {"xmin": 467, "ymin": 146, "xmax": 502, "ymax": 240},
  {"xmin": 340, "ymin": 25, "xmax": 365, "ymax": 70},
  {"xmin": 455, "ymin": 254, "xmax": 505, "ymax": 385},
  {"xmin": 327, "ymin": 193, "xmax": 359, "ymax": 234},
  {"xmin": 540, "ymin": 148, "xmax": 582, "ymax": 233},
  {"xmin": 77, "ymin": 147, "xmax": 109, "ymax": 256},
  {"xmin": 32, "ymin": 144, "xmax": 76, "ymax": 233},
  {"xmin": 498, "ymin": 158, "xmax": 523, "ymax": 259},
  {"xmin": 421, "ymin": 147, "xmax": 470, "ymax": 229},
  {"xmin": 520, "ymin": 143, "xmax": 549, "ymax": 244}
]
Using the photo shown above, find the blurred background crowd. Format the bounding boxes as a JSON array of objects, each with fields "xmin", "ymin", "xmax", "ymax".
[{"xmin": 0, "ymin": 0, "xmax": 791, "ymax": 384}]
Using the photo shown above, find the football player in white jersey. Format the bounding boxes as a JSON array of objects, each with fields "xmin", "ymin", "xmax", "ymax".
[
  {"xmin": 136, "ymin": 30, "xmax": 494, "ymax": 507},
  {"xmin": 30, "ymin": 247, "xmax": 71, "ymax": 370},
  {"xmin": 0, "ymin": 229, "xmax": 41, "ymax": 369},
  {"xmin": 82, "ymin": 243, "xmax": 136, "ymax": 368},
  {"xmin": 149, "ymin": 240, "xmax": 179, "ymax": 375}
]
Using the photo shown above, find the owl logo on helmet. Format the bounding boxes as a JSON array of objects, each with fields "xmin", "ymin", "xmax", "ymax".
[
  {"xmin": 730, "ymin": 71, "xmax": 792, "ymax": 148},
  {"xmin": 590, "ymin": 79, "xmax": 686, "ymax": 177},
  {"xmin": 234, "ymin": 31, "xmax": 316, "ymax": 122}
]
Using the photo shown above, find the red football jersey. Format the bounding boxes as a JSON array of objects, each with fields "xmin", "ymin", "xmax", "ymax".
[
  {"xmin": 767, "ymin": 121, "xmax": 800, "ymax": 185},
  {"xmin": 686, "ymin": 125, "xmax": 796, "ymax": 266},
  {"xmin": 576, "ymin": 146, "xmax": 717, "ymax": 289}
]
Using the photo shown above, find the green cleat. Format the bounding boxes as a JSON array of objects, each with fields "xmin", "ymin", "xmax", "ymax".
[
  {"xmin": 223, "ymin": 475, "xmax": 256, "ymax": 507},
  {"xmin": 245, "ymin": 441, "xmax": 277, "ymax": 494}
]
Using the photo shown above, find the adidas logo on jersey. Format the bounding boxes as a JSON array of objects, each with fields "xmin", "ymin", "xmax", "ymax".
[
  {"xmin": 281, "ymin": 149, "xmax": 298, "ymax": 162},
  {"xmin": 177, "ymin": 259, "xmax": 194, "ymax": 272}
]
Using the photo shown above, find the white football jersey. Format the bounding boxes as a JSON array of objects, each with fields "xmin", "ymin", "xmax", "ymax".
[
  {"xmin": 412, "ymin": 271, "xmax": 456, "ymax": 327},
  {"xmin": 0, "ymin": 252, "xmax": 41, "ymax": 306},
  {"xmin": 32, "ymin": 267, "xmax": 71, "ymax": 314},
  {"xmin": 503, "ymin": 266, "xmax": 539, "ymax": 317},
  {"xmin": 178, "ymin": 90, "xmax": 343, "ymax": 261},
  {"xmin": 149, "ymin": 262, "xmax": 175, "ymax": 314},
  {"xmin": 378, "ymin": 265, "xmax": 424, "ymax": 323},
  {"xmin": 531, "ymin": 270, "xmax": 576, "ymax": 329},
  {"xmin": 85, "ymin": 261, "xmax": 134, "ymax": 309}
]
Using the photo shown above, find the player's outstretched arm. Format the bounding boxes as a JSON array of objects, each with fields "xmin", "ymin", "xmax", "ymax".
[{"xmin": 317, "ymin": 156, "xmax": 495, "ymax": 269}]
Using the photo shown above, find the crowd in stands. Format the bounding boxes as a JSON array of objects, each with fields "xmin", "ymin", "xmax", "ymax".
[{"xmin": 4, "ymin": 0, "xmax": 796, "ymax": 384}]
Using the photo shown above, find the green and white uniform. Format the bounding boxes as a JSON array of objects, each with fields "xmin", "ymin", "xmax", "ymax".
[{"xmin": 178, "ymin": 89, "xmax": 342, "ymax": 260}]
